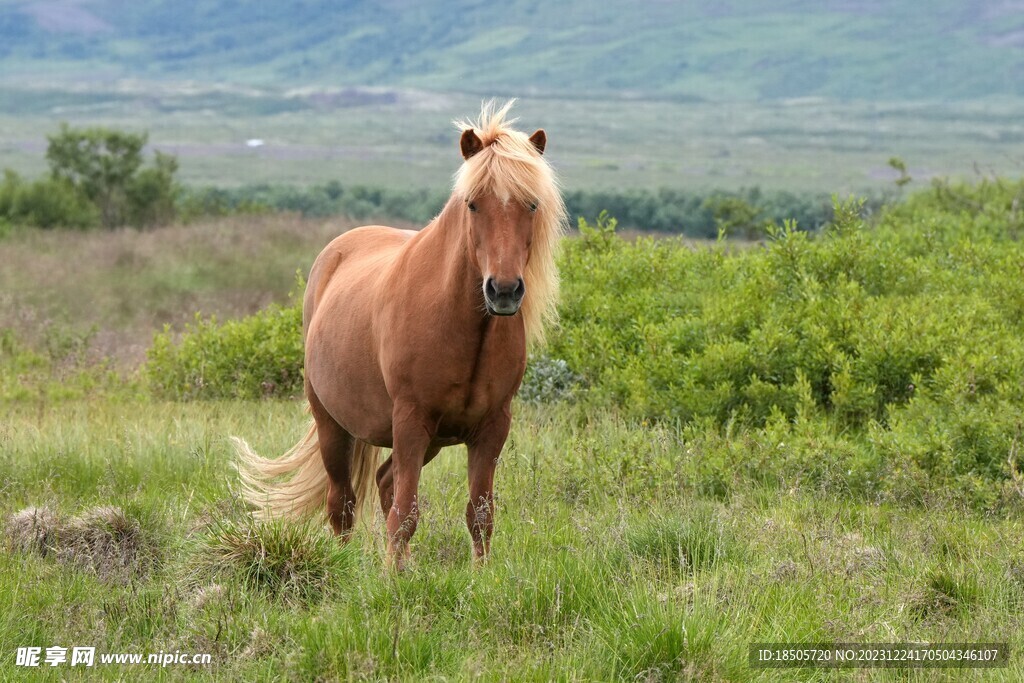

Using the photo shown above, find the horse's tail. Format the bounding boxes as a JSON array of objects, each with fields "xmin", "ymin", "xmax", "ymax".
[
  {"xmin": 233, "ymin": 420, "xmax": 380, "ymax": 524},
  {"xmin": 350, "ymin": 440, "xmax": 380, "ymax": 523}
]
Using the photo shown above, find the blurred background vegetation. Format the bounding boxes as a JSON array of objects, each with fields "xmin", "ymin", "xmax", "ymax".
[{"xmin": 0, "ymin": 1, "xmax": 1022, "ymax": 204}]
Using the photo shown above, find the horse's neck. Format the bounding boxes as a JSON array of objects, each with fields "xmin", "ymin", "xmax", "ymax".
[{"xmin": 407, "ymin": 202, "xmax": 480, "ymax": 317}]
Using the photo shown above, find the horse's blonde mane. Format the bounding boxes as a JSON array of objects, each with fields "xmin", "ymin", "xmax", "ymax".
[{"xmin": 452, "ymin": 100, "xmax": 567, "ymax": 347}]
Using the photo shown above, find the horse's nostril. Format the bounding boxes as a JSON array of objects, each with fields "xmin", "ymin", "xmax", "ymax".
[{"xmin": 485, "ymin": 277, "xmax": 525, "ymax": 309}]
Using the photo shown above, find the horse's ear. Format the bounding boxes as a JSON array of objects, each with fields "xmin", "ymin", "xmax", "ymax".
[
  {"xmin": 460, "ymin": 129, "xmax": 483, "ymax": 159},
  {"xmin": 528, "ymin": 129, "xmax": 546, "ymax": 155}
]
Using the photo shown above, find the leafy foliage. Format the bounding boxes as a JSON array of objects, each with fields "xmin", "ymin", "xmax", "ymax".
[
  {"xmin": 519, "ymin": 356, "xmax": 585, "ymax": 405},
  {"xmin": 550, "ymin": 180, "xmax": 1024, "ymax": 509},
  {"xmin": 0, "ymin": 125, "xmax": 179, "ymax": 230},
  {"xmin": 0, "ymin": 169, "xmax": 98, "ymax": 232},
  {"xmin": 146, "ymin": 297, "xmax": 304, "ymax": 400}
]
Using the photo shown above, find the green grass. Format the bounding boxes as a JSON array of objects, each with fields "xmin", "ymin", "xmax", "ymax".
[{"xmin": 1, "ymin": 400, "xmax": 1023, "ymax": 680}]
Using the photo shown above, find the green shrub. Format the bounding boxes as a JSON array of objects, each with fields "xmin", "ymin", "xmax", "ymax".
[
  {"xmin": 125, "ymin": 151, "xmax": 178, "ymax": 227},
  {"xmin": 553, "ymin": 190, "xmax": 1024, "ymax": 431},
  {"xmin": 519, "ymin": 355, "xmax": 585, "ymax": 404},
  {"xmin": 146, "ymin": 300, "xmax": 303, "ymax": 400},
  {"xmin": 0, "ymin": 170, "xmax": 98, "ymax": 229}
]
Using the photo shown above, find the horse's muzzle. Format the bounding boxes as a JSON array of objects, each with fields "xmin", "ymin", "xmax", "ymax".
[{"xmin": 484, "ymin": 277, "xmax": 525, "ymax": 316}]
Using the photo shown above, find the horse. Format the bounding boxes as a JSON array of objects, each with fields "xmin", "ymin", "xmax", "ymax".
[{"xmin": 234, "ymin": 101, "xmax": 566, "ymax": 568}]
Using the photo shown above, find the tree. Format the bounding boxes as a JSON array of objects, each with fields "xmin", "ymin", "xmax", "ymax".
[
  {"xmin": 127, "ymin": 151, "xmax": 178, "ymax": 227},
  {"xmin": 44, "ymin": 124, "xmax": 178, "ymax": 229},
  {"xmin": 702, "ymin": 194, "xmax": 768, "ymax": 240}
]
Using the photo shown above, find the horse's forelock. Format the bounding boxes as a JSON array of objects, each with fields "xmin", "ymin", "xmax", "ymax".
[
  {"xmin": 455, "ymin": 99, "xmax": 517, "ymax": 145},
  {"xmin": 453, "ymin": 102, "xmax": 556, "ymax": 204}
]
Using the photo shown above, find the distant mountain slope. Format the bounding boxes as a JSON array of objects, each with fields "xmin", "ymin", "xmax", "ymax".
[{"xmin": 1, "ymin": 0, "xmax": 1022, "ymax": 100}]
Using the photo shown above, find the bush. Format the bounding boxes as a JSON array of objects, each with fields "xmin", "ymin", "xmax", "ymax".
[
  {"xmin": 146, "ymin": 300, "xmax": 303, "ymax": 400},
  {"xmin": 0, "ymin": 170, "xmax": 98, "ymax": 229},
  {"xmin": 125, "ymin": 151, "xmax": 178, "ymax": 227},
  {"xmin": 519, "ymin": 355, "xmax": 585, "ymax": 404},
  {"xmin": 553, "ymin": 189, "xmax": 1024, "ymax": 428}
]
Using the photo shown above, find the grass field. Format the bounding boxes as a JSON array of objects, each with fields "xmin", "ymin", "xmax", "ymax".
[
  {"xmin": 3, "ymin": 400, "xmax": 1023, "ymax": 680},
  {"xmin": 1, "ymin": 83, "xmax": 1023, "ymax": 195},
  {"xmin": 3, "ymin": 184, "xmax": 1024, "ymax": 679}
]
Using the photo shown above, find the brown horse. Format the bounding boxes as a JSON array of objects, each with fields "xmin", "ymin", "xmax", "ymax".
[{"xmin": 234, "ymin": 101, "xmax": 566, "ymax": 567}]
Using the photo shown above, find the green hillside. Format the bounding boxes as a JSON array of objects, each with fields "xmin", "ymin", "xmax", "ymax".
[{"xmin": 2, "ymin": 0, "xmax": 1023, "ymax": 100}]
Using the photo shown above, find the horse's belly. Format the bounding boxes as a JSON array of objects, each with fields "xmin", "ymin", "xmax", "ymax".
[
  {"xmin": 305, "ymin": 270, "xmax": 395, "ymax": 445},
  {"xmin": 306, "ymin": 326, "xmax": 394, "ymax": 444}
]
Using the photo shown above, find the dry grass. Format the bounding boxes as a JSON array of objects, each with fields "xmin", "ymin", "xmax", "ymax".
[
  {"xmin": 0, "ymin": 214, "xmax": 384, "ymax": 367},
  {"xmin": 5, "ymin": 504, "xmax": 161, "ymax": 583},
  {"xmin": 5, "ymin": 505, "xmax": 59, "ymax": 556},
  {"xmin": 54, "ymin": 505, "xmax": 159, "ymax": 582}
]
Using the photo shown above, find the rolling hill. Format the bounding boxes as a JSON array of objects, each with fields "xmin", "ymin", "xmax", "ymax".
[{"xmin": 1, "ymin": 0, "xmax": 1023, "ymax": 101}]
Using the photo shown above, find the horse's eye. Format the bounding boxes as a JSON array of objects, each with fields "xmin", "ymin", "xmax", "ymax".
[
  {"xmin": 529, "ymin": 202, "xmax": 538, "ymax": 213},
  {"xmin": 468, "ymin": 202, "xmax": 477, "ymax": 213}
]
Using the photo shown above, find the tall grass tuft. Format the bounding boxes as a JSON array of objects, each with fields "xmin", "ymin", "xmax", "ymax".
[
  {"xmin": 189, "ymin": 514, "xmax": 358, "ymax": 604},
  {"xmin": 624, "ymin": 504, "xmax": 734, "ymax": 573}
]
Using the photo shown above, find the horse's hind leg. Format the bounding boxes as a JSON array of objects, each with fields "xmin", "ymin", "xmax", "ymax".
[
  {"xmin": 319, "ymin": 420, "xmax": 358, "ymax": 537},
  {"xmin": 376, "ymin": 445, "xmax": 441, "ymax": 518},
  {"xmin": 386, "ymin": 402, "xmax": 437, "ymax": 568},
  {"xmin": 309, "ymin": 393, "xmax": 358, "ymax": 537}
]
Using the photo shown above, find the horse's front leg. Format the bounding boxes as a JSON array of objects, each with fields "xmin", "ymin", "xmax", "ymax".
[
  {"xmin": 386, "ymin": 402, "xmax": 432, "ymax": 569},
  {"xmin": 466, "ymin": 407, "xmax": 512, "ymax": 562}
]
